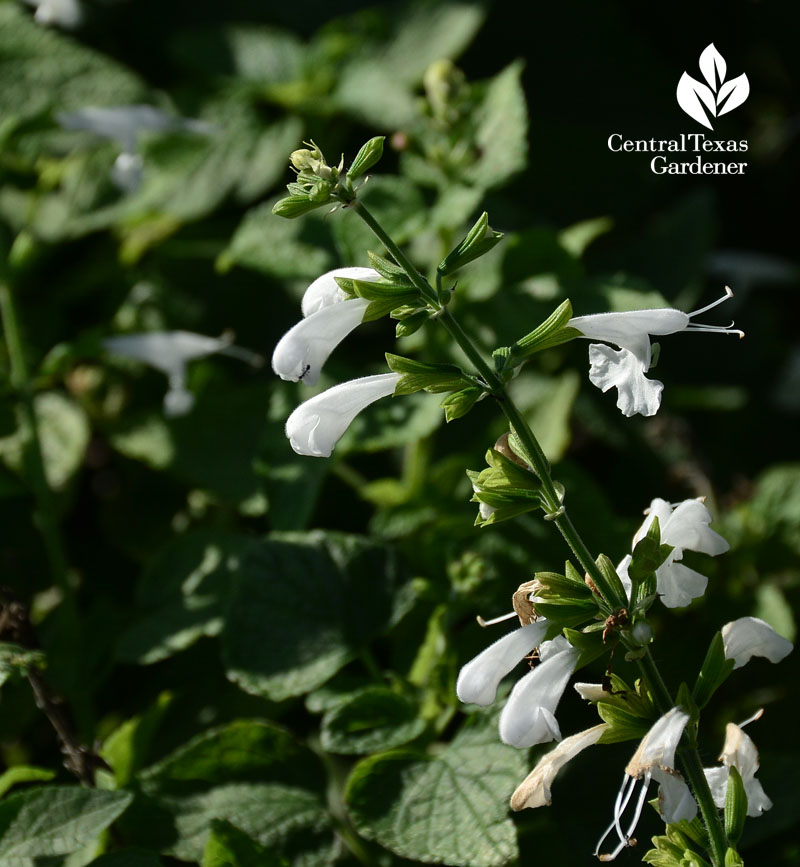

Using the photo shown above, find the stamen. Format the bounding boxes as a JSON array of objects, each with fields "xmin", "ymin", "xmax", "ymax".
[
  {"xmin": 595, "ymin": 773, "xmax": 651, "ymax": 861},
  {"xmin": 476, "ymin": 611, "xmax": 517, "ymax": 628},
  {"xmin": 739, "ymin": 707, "xmax": 764, "ymax": 728},
  {"xmin": 688, "ymin": 285, "xmax": 734, "ymax": 318},
  {"xmin": 684, "ymin": 323, "xmax": 745, "ymax": 338}
]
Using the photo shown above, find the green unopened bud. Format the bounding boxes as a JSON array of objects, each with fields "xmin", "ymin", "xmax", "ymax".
[
  {"xmin": 308, "ymin": 179, "xmax": 333, "ymax": 203},
  {"xmin": 506, "ymin": 299, "xmax": 580, "ymax": 365},
  {"xmin": 272, "ymin": 195, "xmax": 324, "ymax": 219},
  {"xmin": 385, "ymin": 353, "xmax": 468, "ymax": 396},
  {"xmin": 348, "ymin": 136, "xmax": 385, "ymax": 181},
  {"xmin": 441, "ymin": 386, "xmax": 482, "ymax": 422},
  {"xmin": 290, "ymin": 141, "xmax": 324, "ymax": 172},
  {"xmin": 724, "ymin": 766, "xmax": 747, "ymax": 844},
  {"xmin": 438, "ymin": 212, "xmax": 503, "ymax": 276}
]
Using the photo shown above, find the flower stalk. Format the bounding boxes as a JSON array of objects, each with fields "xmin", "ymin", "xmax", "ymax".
[{"xmin": 349, "ymin": 199, "xmax": 729, "ymax": 867}]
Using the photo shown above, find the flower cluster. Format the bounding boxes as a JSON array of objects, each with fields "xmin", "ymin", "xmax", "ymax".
[{"xmin": 272, "ymin": 268, "xmax": 400, "ymax": 457}]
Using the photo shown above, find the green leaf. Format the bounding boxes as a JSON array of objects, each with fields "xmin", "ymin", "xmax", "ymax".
[
  {"xmin": 345, "ymin": 713, "xmax": 526, "ymax": 866},
  {"xmin": 100, "ymin": 692, "xmax": 173, "ymax": 787},
  {"xmin": 0, "ymin": 392, "xmax": 90, "ymax": 491},
  {"xmin": 218, "ymin": 199, "xmax": 334, "ymax": 278},
  {"xmin": 0, "ymin": 5, "xmax": 145, "ymax": 121},
  {"xmin": 0, "ymin": 787, "xmax": 132, "ymax": 861},
  {"xmin": 465, "ymin": 61, "xmax": 528, "ymax": 190},
  {"xmin": 0, "ymin": 766, "xmax": 55, "ymax": 799},
  {"xmin": 438, "ymin": 212, "xmax": 504, "ymax": 276},
  {"xmin": 320, "ymin": 687, "xmax": 425, "ymax": 755},
  {"xmin": 692, "ymin": 632, "xmax": 735, "ymax": 710},
  {"xmin": 202, "ymin": 820, "xmax": 281, "ymax": 867},
  {"xmin": 116, "ymin": 531, "xmax": 256, "ymax": 665},
  {"xmin": 223, "ymin": 533, "xmax": 409, "ymax": 700}
]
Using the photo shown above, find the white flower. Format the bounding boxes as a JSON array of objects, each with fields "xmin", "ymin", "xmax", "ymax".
[
  {"xmin": 23, "ymin": 0, "xmax": 82, "ymax": 28},
  {"xmin": 498, "ymin": 635, "xmax": 579, "ymax": 748},
  {"xmin": 104, "ymin": 331, "xmax": 258, "ymax": 417},
  {"xmin": 58, "ymin": 105, "xmax": 211, "ymax": 191},
  {"xmin": 596, "ymin": 707, "xmax": 697, "ymax": 861},
  {"xmin": 456, "ymin": 620, "xmax": 549, "ymax": 706},
  {"xmin": 704, "ymin": 710, "xmax": 772, "ymax": 817},
  {"xmin": 721, "ymin": 617, "xmax": 793, "ymax": 669},
  {"xmin": 510, "ymin": 724, "xmax": 608, "ymax": 810},
  {"xmin": 300, "ymin": 267, "xmax": 380, "ymax": 317},
  {"xmin": 619, "ymin": 497, "xmax": 729, "ymax": 608},
  {"xmin": 272, "ymin": 268, "xmax": 381, "ymax": 385},
  {"xmin": 285, "ymin": 373, "xmax": 400, "ymax": 457},
  {"xmin": 569, "ymin": 287, "xmax": 743, "ymax": 417}
]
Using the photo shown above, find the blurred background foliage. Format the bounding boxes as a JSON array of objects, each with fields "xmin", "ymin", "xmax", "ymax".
[{"xmin": 0, "ymin": 0, "xmax": 798, "ymax": 864}]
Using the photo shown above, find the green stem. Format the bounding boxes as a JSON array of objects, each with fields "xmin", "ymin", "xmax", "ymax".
[
  {"xmin": 351, "ymin": 201, "xmax": 624, "ymax": 610},
  {"xmin": 0, "ymin": 283, "xmax": 71, "ymax": 596},
  {"xmin": 635, "ymin": 648, "xmax": 726, "ymax": 867}
]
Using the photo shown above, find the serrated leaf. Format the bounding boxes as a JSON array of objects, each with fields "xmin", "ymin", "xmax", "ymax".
[
  {"xmin": 346, "ymin": 713, "xmax": 526, "ymax": 866},
  {"xmin": 0, "ymin": 787, "xmax": 132, "ymax": 861},
  {"xmin": 202, "ymin": 820, "xmax": 280, "ymax": 867},
  {"xmin": 223, "ymin": 533, "xmax": 408, "ymax": 701},
  {"xmin": 100, "ymin": 693, "xmax": 173, "ymax": 787},
  {"xmin": 320, "ymin": 687, "xmax": 425, "ymax": 755}
]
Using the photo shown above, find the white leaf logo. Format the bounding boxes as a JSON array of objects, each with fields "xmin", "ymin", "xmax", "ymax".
[{"xmin": 677, "ymin": 43, "xmax": 749, "ymax": 129}]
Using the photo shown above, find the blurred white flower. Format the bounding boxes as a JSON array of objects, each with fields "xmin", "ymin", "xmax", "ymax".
[
  {"xmin": 569, "ymin": 288, "xmax": 743, "ymax": 416},
  {"xmin": 721, "ymin": 617, "xmax": 793, "ymax": 669},
  {"xmin": 596, "ymin": 707, "xmax": 696, "ymax": 861},
  {"xmin": 704, "ymin": 710, "xmax": 772, "ymax": 817},
  {"xmin": 58, "ymin": 105, "xmax": 212, "ymax": 191},
  {"xmin": 104, "ymin": 331, "xmax": 260, "ymax": 417},
  {"xmin": 498, "ymin": 635, "xmax": 579, "ymax": 748},
  {"xmin": 510, "ymin": 723, "xmax": 608, "ymax": 810},
  {"xmin": 618, "ymin": 497, "xmax": 729, "ymax": 608},
  {"xmin": 23, "ymin": 0, "xmax": 82, "ymax": 29},
  {"xmin": 285, "ymin": 373, "xmax": 400, "ymax": 457},
  {"xmin": 456, "ymin": 620, "xmax": 548, "ymax": 706}
]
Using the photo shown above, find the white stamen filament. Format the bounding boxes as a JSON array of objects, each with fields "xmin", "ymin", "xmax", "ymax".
[
  {"xmin": 595, "ymin": 772, "xmax": 652, "ymax": 861},
  {"xmin": 685, "ymin": 287, "xmax": 744, "ymax": 337},
  {"xmin": 476, "ymin": 611, "xmax": 517, "ymax": 627}
]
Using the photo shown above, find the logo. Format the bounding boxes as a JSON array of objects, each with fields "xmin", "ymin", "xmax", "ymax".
[{"xmin": 677, "ymin": 44, "xmax": 749, "ymax": 130}]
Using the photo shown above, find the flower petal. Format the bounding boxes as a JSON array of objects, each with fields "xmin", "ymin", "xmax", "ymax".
[
  {"xmin": 498, "ymin": 643, "xmax": 578, "ymax": 748},
  {"xmin": 301, "ymin": 267, "xmax": 381, "ymax": 317},
  {"xmin": 285, "ymin": 373, "xmax": 400, "ymax": 457},
  {"xmin": 271, "ymin": 298, "xmax": 370, "ymax": 385},
  {"xmin": 662, "ymin": 498, "xmax": 729, "ymax": 556},
  {"xmin": 632, "ymin": 498, "xmax": 673, "ymax": 546},
  {"xmin": 510, "ymin": 724, "xmax": 607, "ymax": 810},
  {"xmin": 654, "ymin": 771, "xmax": 697, "ymax": 823},
  {"xmin": 456, "ymin": 621, "xmax": 548, "ymax": 706},
  {"xmin": 626, "ymin": 707, "xmax": 689, "ymax": 777},
  {"xmin": 721, "ymin": 617, "xmax": 793, "ymax": 669},
  {"xmin": 569, "ymin": 309, "xmax": 688, "ymax": 366},
  {"xmin": 587, "ymin": 344, "xmax": 664, "ymax": 417},
  {"xmin": 655, "ymin": 560, "xmax": 708, "ymax": 608}
]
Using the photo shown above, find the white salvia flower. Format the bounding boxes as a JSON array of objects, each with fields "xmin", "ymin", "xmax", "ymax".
[
  {"xmin": 596, "ymin": 707, "xmax": 697, "ymax": 862},
  {"xmin": 569, "ymin": 287, "xmax": 743, "ymax": 417},
  {"xmin": 104, "ymin": 331, "xmax": 259, "ymax": 417},
  {"xmin": 301, "ymin": 267, "xmax": 380, "ymax": 317},
  {"xmin": 58, "ymin": 105, "xmax": 211, "ymax": 191},
  {"xmin": 704, "ymin": 710, "xmax": 772, "ymax": 817},
  {"xmin": 623, "ymin": 497, "xmax": 729, "ymax": 608},
  {"xmin": 285, "ymin": 373, "xmax": 400, "ymax": 457},
  {"xmin": 272, "ymin": 268, "xmax": 381, "ymax": 385},
  {"xmin": 510, "ymin": 724, "xmax": 608, "ymax": 811},
  {"xmin": 272, "ymin": 299, "xmax": 370, "ymax": 385},
  {"xmin": 456, "ymin": 620, "xmax": 549, "ymax": 706},
  {"xmin": 23, "ymin": 0, "xmax": 82, "ymax": 28},
  {"xmin": 498, "ymin": 635, "xmax": 579, "ymax": 748},
  {"xmin": 721, "ymin": 616, "xmax": 793, "ymax": 669}
]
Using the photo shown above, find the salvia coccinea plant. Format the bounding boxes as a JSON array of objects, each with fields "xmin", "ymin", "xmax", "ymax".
[{"xmin": 270, "ymin": 136, "xmax": 792, "ymax": 867}]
